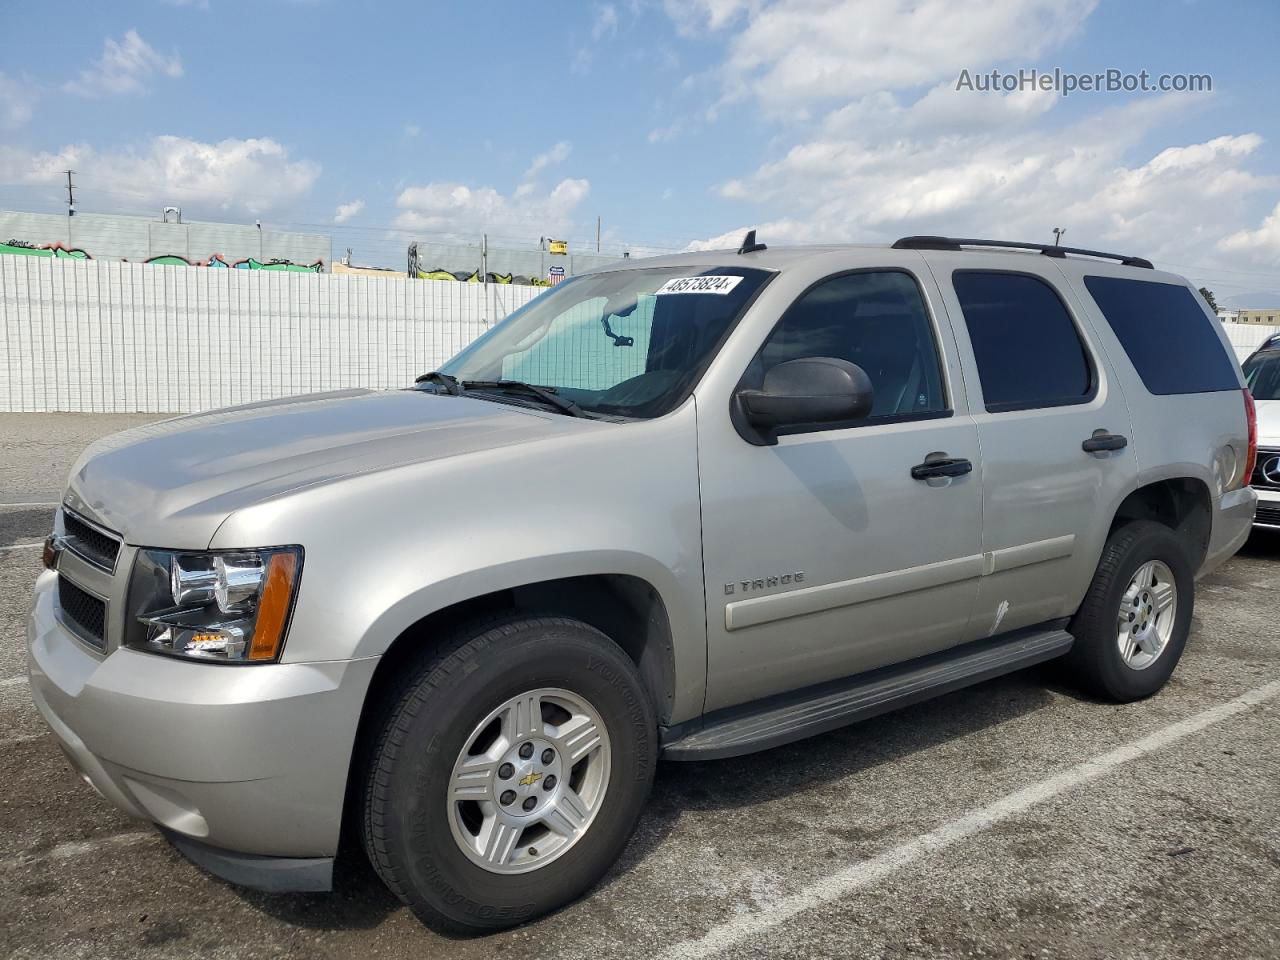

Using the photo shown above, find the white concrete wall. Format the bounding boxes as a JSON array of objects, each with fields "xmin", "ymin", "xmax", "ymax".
[
  {"xmin": 1223, "ymin": 321, "xmax": 1279, "ymax": 361},
  {"xmin": 0, "ymin": 255, "xmax": 543, "ymax": 413},
  {"xmin": 5, "ymin": 255, "xmax": 1274, "ymax": 414}
]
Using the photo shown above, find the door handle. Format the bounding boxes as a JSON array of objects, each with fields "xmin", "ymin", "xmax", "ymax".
[
  {"xmin": 910, "ymin": 457, "xmax": 973, "ymax": 480},
  {"xmin": 1082, "ymin": 432, "xmax": 1128, "ymax": 453}
]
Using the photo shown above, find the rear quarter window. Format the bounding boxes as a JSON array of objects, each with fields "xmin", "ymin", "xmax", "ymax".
[{"xmin": 1082, "ymin": 276, "xmax": 1240, "ymax": 395}]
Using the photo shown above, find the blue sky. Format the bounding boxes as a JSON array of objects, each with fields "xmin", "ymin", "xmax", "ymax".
[{"xmin": 3, "ymin": 0, "xmax": 1280, "ymax": 301}]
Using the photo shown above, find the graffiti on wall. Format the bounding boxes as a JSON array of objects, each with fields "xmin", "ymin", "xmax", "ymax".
[
  {"xmin": 406, "ymin": 242, "xmax": 550, "ymax": 286},
  {"xmin": 144, "ymin": 253, "xmax": 324, "ymax": 272},
  {"xmin": 1, "ymin": 239, "xmax": 91, "ymax": 260},
  {"xmin": 412, "ymin": 266, "xmax": 549, "ymax": 286},
  {"xmin": 1, "ymin": 239, "xmax": 322, "ymax": 272},
  {"xmin": 414, "ymin": 268, "xmax": 530, "ymax": 284}
]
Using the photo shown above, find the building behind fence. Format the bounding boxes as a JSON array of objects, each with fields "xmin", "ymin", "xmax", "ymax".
[
  {"xmin": 1, "ymin": 253, "xmax": 1275, "ymax": 414},
  {"xmin": 0, "ymin": 255, "xmax": 541, "ymax": 413}
]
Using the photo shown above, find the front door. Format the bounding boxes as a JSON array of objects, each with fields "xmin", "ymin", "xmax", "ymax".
[{"xmin": 698, "ymin": 266, "xmax": 984, "ymax": 713}]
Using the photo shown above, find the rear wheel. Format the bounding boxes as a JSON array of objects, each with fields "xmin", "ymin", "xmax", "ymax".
[
  {"xmin": 1066, "ymin": 521, "xmax": 1195, "ymax": 701},
  {"xmin": 361, "ymin": 616, "xmax": 657, "ymax": 931}
]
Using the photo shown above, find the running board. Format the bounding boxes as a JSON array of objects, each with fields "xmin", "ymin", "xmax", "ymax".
[{"xmin": 662, "ymin": 626, "xmax": 1074, "ymax": 761}]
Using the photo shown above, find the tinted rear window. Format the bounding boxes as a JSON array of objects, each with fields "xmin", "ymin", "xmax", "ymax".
[
  {"xmin": 952, "ymin": 271, "xmax": 1093, "ymax": 412},
  {"xmin": 1083, "ymin": 276, "xmax": 1239, "ymax": 395}
]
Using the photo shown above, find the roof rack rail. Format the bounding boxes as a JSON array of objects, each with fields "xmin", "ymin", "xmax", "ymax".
[{"xmin": 891, "ymin": 236, "xmax": 1153, "ymax": 270}]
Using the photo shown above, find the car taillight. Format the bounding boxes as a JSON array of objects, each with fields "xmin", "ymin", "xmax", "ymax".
[{"xmin": 1241, "ymin": 387, "xmax": 1258, "ymax": 489}]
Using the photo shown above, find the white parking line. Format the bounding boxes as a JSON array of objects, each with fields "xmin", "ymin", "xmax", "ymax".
[
  {"xmin": 0, "ymin": 502, "xmax": 60, "ymax": 509},
  {"xmin": 0, "ymin": 676, "xmax": 27, "ymax": 688},
  {"xmin": 0, "ymin": 542, "xmax": 43, "ymax": 552},
  {"xmin": 661, "ymin": 678, "xmax": 1280, "ymax": 960}
]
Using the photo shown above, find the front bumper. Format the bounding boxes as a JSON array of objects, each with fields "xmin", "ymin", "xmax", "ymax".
[
  {"xmin": 27, "ymin": 571, "xmax": 378, "ymax": 889},
  {"xmin": 1253, "ymin": 485, "xmax": 1280, "ymax": 528}
]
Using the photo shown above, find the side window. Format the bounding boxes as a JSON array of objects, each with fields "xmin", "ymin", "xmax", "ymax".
[
  {"xmin": 1082, "ymin": 276, "xmax": 1240, "ymax": 395},
  {"xmin": 747, "ymin": 270, "xmax": 948, "ymax": 429},
  {"xmin": 952, "ymin": 271, "xmax": 1093, "ymax": 412}
]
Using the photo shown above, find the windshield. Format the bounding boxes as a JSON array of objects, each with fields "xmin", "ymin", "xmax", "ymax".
[
  {"xmin": 1245, "ymin": 351, "xmax": 1280, "ymax": 401},
  {"xmin": 436, "ymin": 266, "xmax": 772, "ymax": 419}
]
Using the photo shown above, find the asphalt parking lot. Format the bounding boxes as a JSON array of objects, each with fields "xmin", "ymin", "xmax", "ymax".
[{"xmin": 1, "ymin": 413, "xmax": 1278, "ymax": 960}]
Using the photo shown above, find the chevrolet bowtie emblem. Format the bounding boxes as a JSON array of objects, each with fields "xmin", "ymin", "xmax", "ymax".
[{"xmin": 519, "ymin": 771, "xmax": 543, "ymax": 787}]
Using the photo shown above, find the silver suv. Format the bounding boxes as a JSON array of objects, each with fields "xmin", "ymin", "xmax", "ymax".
[{"xmin": 28, "ymin": 235, "xmax": 1258, "ymax": 931}]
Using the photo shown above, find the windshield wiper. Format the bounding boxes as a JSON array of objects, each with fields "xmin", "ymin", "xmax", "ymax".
[
  {"xmin": 414, "ymin": 371, "xmax": 462, "ymax": 396},
  {"xmin": 460, "ymin": 380, "xmax": 586, "ymax": 418}
]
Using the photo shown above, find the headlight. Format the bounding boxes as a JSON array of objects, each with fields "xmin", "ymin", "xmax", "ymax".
[{"xmin": 127, "ymin": 546, "xmax": 303, "ymax": 663}]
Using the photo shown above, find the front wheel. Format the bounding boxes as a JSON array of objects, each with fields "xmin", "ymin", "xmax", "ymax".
[
  {"xmin": 1065, "ymin": 520, "xmax": 1195, "ymax": 702},
  {"xmin": 361, "ymin": 616, "xmax": 657, "ymax": 932}
]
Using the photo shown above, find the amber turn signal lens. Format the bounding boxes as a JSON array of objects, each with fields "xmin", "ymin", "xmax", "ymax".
[
  {"xmin": 247, "ymin": 552, "xmax": 299, "ymax": 661},
  {"xmin": 42, "ymin": 535, "xmax": 59, "ymax": 570}
]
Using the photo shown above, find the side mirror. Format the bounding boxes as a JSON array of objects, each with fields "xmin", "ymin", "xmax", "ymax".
[{"xmin": 734, "ymin": 357, "xmax": 874, "ymax": 445}]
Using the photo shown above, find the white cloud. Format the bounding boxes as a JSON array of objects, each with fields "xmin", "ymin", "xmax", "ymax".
[
  {"xmin": 648, "ymin": 121, "xmax": 683, "ymax": 144},
  {"xmin": 668, "ymin": 1, "xmax": 1280, "ymax": 278},
  {"xmin": 592, "ymin": 4, "xmax": 619, "ymax": 39},
  {"xmin": 524, "ymin": 141, "xmax": 572, "ymax": 180},
  {"xmin": 0, "ymin": 73, "xmax": 33, "ymax": 129},
  {"xmin": 333, "ymin": 199, "xmax": 365, "ymax": 223},
  {"xmin": 0, "ymin": 136, "xmax": 320, "ymax": 215},
  {"xmin": 700, "ymin": 0, "xmax": 1097, "ymax": 110},
  {"xmin": 404, "ymin": 124, "xmax": 421, "ymax": 138},
  {"xmin": 665, "ymin": 0, "xmax": 758, "ymax": 33},
  {"xmin": 394, "ymin": 177, "xmax": 591, "ymax": 238},
  {"xmin": 65, "ymin": 29, "xmax": 183, "ymax": 97},
  {"xmin": 821, "ymin": 82, "xmax": 1057, "ymax": 139},
  {"xmin": 696, "ymin": 97, "xmax": 1274, "ymax": 270},
  {"xmin": 1220, "ymin": 201, "xmax": 1280, "ymax": 266}
]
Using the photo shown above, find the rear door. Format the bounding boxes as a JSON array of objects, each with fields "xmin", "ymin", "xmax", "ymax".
[
  {"xmin": 1062, "ymin": 266, "xmax": 1254, "ymax": 554},
  {"xmin": 927, "ymin": 255, "xmax": 1139, "ymax": 639}
]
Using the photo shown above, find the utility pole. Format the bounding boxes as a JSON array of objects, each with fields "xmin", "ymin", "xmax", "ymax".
[
  {"xmin": 65, "ymin": 170, "xmax": 76, "ymax": 217},
  {"xmin": 481, "ymin": 233, "xmax": 489, "ymax": 325},
  {"xmin": 596, "ymin": 216, "xmax": 601, "ymax": 253}
]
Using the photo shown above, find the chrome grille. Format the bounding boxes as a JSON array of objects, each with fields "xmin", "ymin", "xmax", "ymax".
[
  {"xmin": 62, "ymin": 510, "xmax": 121, "ymax": 573},
  {"xmin": 57, "ymin": 576, "xmax": 107, "ymax": 651},
  {"xmin": 1256, "ymin": 502, "xmax": 1280, "ymax": 527}
]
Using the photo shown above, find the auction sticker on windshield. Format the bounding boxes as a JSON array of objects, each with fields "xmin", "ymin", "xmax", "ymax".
[{"xmin": 655, "ymin": 275, "xmax": 744, "ymax": 295}]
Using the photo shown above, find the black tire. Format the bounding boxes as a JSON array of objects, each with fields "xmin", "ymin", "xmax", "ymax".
[
  {"xmin": 1065, "ymin": 520, "xmax": 1195, "ymax": 702},
  {"xmin": 361, "ymin": 615, "xmax": 657, "ymax": 932}
]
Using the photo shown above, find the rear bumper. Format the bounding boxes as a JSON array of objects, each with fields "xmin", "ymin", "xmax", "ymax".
[
  {"xmin": 1201, "ymin": 486, "xmax": 1257, "ymax": 578},
  {"xmin": 26, "ymin": 571, "xmax": 378, "ymax": 886}
]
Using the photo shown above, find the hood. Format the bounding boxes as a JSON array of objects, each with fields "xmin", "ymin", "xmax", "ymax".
[
  {"xmin": 1257, "ymin": 398, "xmax": 1280, "ymax": 446},
  {"xmin": 65, "ymin": 389, "xmax": 580, "ymax": 547}
]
